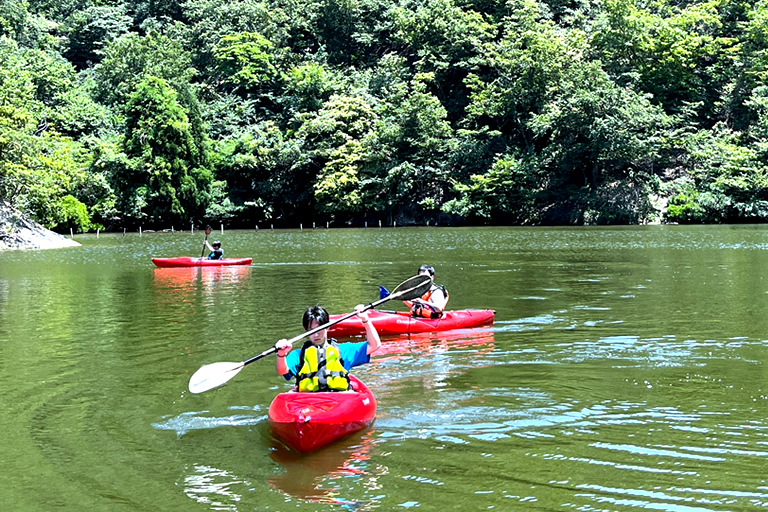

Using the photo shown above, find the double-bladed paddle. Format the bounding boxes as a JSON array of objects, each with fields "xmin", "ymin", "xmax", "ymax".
[
  {"xmin": 200, "ymin": 225, "xmax": 212, "ymax": 258},
  {"xmin": 188, "ymin": 274, "xmax": 432, "ymax": 394}
]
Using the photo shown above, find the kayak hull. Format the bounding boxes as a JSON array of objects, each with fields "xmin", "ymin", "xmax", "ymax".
[
  {"xmin": 268, "ymin": 375, "xmax": 376, "ymax": 453},
  {"xmin": 328, "ymin": 309, "xmax": 495, "ymax": 337},
  {"xmin": 151, "ymin": 257, "xmax": 252, "ymax": 268}
]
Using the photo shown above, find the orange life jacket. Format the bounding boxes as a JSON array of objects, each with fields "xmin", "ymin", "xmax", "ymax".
[{"xmin": 411, "ymin": 284, "xmax": 449, "ymax": 319}]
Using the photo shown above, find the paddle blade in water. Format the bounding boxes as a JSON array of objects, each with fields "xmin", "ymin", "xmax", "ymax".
[{"xmin": 188, "ymin": 361, "xmax": 245, "ymax": 394}]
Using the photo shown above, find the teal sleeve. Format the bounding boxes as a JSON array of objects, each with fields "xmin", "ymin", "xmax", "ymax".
[
  {"xmin": 339, "ymin": 341, "xmax": 370, "ymax": 370},
  {"xmin": 282, "ymin": 349, "xmax": 300, "ymax": 381}
]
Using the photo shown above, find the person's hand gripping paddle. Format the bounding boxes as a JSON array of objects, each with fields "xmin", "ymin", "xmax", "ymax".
[{"xmin": 200, "ymin": 225, "xmax": 212, "ymax": 258}]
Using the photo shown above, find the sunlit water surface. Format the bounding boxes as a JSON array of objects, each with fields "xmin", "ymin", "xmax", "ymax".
[{"xmin": 1, "ymin": 225, "xmax": 768, "ymax": 511}]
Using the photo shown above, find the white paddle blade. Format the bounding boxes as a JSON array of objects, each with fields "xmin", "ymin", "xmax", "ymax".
[{"xmin": 188, "ymin": 361, "xmax": 245, "ymax": 394}]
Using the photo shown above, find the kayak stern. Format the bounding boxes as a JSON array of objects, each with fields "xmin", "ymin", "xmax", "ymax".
[{"xmin": 329, "ymin": 309, "xmax": 496, "ymax": 337}]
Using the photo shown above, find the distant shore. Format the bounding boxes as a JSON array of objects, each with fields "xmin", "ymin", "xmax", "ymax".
[{"xmin": 0, "ymin": 202, "xmax": 81, "ymax": 251}]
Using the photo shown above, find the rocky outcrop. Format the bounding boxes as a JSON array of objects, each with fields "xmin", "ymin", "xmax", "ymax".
[{"xmin": 0, "ymin": 201, "xmax": 81, "ymax": 250}]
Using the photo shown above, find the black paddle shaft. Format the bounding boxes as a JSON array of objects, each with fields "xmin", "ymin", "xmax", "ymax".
[{"xmin": 241, "ymin": 274, "xmax": 431, "ymax": 367}]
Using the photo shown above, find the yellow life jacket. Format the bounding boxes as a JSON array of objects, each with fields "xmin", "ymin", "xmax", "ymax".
[
  {"xmin": 411, "ymin": 284, "xmax": 449, "ymax": 319},
  {"xmin": 297, "ymin": 340, "xmax": 350, "ymax": 392}
]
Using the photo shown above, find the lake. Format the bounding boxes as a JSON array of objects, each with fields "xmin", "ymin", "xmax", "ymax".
[{"xmin": 1, "ymin": 225, "xmax": 767, "ymax": 511}]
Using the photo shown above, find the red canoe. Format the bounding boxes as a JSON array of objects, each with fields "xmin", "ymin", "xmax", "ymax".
[
  {"xmin": 328, "ymin": 309, "xmax": 495, "ymax": 337},
  {"xmin": 268, "ymin": 375, "xmax": 376, "ymax": 453},
  {"xmin": 151, "ymin": 257, "xmax": 253, "ymax": 268}
]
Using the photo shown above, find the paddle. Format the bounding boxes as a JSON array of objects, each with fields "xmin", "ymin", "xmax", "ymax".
[
  {"xmin": 187, "ymin": 274, "xmax": 432, "ymax": 394},
  {"xmin": 200, "ymin": 225, "xmax": 212, "ymax": 258}
]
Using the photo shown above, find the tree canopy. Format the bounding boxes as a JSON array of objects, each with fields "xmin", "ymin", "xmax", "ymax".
[{"xmin": 3, "ymin": 0, "xmax": 768, "ymax": 231}]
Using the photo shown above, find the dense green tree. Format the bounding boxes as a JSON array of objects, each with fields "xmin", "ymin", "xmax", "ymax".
[
  {"xmin": 0, "ymin": 36, "xmax": 93, "ymax": 230},
  {"xmin": 94, "ymin": 30, "xmax": 194, "ymax": 110},
  {"xmin": 443, "ymin": 153, "xmax": 540, "ymax": 224},
  {"xmin": 465, "ymin": 0, "xmax": 571, "ymax": 152},
  {"xmin": 215, "ymin": 121, "xmax": 304, "ymax": 223},
  {"xmin": 113, "ymin": 76, "xmax": 212, "ymax": 225},
  {"xmin": 212, "ymin": 32, "xmax": 277, "ymax": 93},
  {"xmin": 389, "ymin": 0, "xmax": 494, "ymax": 119},
  {"xmin": 586, "ymin": 0, "xmax": 740, "ymax": 121},
  {"xmin": 280, "ymin": 61, "xmax": 340, "ymax": 118},
  {"xmin": 181, "ymin": 0, "xmax": 282, "ymax": 75},
  {"xmin": 63, "ymin": 5, "xmax": 131, "ymax": 69},
  {"xmin": 295, "ymin": 94, "xmax": 378, "ymax": 218},
  {"xmin": 0, "ymin": 0, "xmax": 30, "ymax": 41}
]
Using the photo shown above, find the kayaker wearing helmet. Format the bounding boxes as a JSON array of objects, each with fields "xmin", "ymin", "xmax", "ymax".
[
  {"xmin": 274, "ymin": 305, "xmax": 381, "ymax": 392},
  {"xmin": 403, "ymin": 264, "xmax": 449, "ymax": 318},
  {"xmin": 204, "ymin": 240, "xmax": 223, "ymax": 260}
]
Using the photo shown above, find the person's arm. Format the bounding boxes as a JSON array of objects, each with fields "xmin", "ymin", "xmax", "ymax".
[
  {"xmin": 275, "ymin": 339, "xmax": 292, "ymax": 376},
  {"xmin": 204, "ymin": 240, "xmax": 214, "ymax": 252},
  {"xmin": 354, "ymin": 304, "xmax": 380, "ymax": 355}
]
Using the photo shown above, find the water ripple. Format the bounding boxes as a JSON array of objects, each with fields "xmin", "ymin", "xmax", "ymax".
[{"xmin": 153, "ymin": 408, "xmax": 266, "ymax": 438}]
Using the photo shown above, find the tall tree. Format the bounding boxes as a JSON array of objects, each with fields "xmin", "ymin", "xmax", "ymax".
[{"xmin": 113, "ymin": 76, "xmax": 212, "ymax": 225}]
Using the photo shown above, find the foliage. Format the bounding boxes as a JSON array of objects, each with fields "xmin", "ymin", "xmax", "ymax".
[
  {"xmin": 62, "ymin": 5, "xmax": 132, "ymax": 69},
  {"xmin": 94, "ymin": 31, "xmax": 194, "ymax": 110},
  {"xmin": 4, "ymin": 0, "xmax": 768, "ymax": 229},
  {"xmin": 54, "ymin": 194, "xmax": 91, "ymax": 231},
  {"xmin": 212, "ymin": 32, "xmax": 277, "ymax": 92},
  {"xmin": 115, "ymin": 76, "xmax": 212, "ymax": 225},
  {"xmin": 443, "ymin": 154, "xmax": 539, "ymax": 224}
]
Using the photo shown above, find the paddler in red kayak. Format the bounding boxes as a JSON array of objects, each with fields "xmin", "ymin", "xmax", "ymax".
[
  {"xmin": 274, "ymin": 305, "xmax": 381, "ymax": 391},
  {"xmin": 204, "ymin": 240, "xmax": 224, "ymax": 260},
  {"xmin": 402, "ymin": 264, "xmax": 449, "ymax": 318}
]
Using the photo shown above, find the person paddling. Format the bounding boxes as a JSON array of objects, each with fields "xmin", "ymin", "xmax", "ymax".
[
  {"xmin": 403, "ymin": 264, "xmax": 449, "ymax": 318},
  {"xmin": 204, "ymin": 240, "xmax": 223, "ymax": 260},
  {"xmin": 275, "ymin": 305, "xmax": 381, "ymax": 391}
]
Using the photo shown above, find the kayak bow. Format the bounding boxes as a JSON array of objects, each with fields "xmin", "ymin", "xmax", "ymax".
[{"xmin": 268, "ymin": 375, "xmax": 376, "ymax": 453}]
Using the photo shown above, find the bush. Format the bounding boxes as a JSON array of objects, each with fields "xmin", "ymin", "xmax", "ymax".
[{"xmin": 53, "ymin": 195, "xmax": 91, "ymax": 232}]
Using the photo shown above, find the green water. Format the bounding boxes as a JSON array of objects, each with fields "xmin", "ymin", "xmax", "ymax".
[{"xmin": 1, "ymin": 225, "xmax": 767, "ymax": 511}]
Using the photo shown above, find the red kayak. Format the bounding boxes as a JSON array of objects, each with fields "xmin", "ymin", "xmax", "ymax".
[
  {"xmin": 151, "ymin": 257, "xmax": 253, "ymax": 267},
  {"xmin": 268, "ymin": 375, "xmax": 376, "ymax": 453},
  {"xmin": 328, "ymin": 309, "xmax": 495, "ymax": 337}
]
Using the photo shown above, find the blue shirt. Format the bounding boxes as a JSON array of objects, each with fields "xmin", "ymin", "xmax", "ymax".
[{"xmin": 282, "ymin": 340, "xmax": 371, "ymax": 381}]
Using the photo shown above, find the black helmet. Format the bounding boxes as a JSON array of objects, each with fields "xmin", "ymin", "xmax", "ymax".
[{"xmin": 212, "ymin": 240, "xmax": 221, "ymax": 247}]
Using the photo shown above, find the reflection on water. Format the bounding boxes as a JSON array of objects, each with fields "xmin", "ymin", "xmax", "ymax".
[
  {"xmin": 184, "ymin": 464, "xmax": 248, "ymax": 512},
  {"xmin": 152, "ymin": 266, "xmax": 253, "ymax": 308},
  {"xmin": 152, "ymin": 266, "xmax": 254, "ymax": 287},
  {"xmin": 268, "ymin": 435, "xmax": 381, "ymax": 509}
]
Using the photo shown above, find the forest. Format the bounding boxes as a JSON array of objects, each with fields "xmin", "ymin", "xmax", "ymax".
[{"xmin": 2, "ymin": 0, "xmax": 768, "ymax": 231}]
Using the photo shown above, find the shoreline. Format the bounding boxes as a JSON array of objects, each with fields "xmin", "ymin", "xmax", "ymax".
[{"xmin": 0, "ymin": 202, "xmax": 81, "ymax": 251}]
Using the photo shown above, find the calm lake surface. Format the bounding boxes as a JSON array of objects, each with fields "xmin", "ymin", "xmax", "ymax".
[{"xmin": 1, "ymin": 225, "xmax": 768, "ymax": 511}]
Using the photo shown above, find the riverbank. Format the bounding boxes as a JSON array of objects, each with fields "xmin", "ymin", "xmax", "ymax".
[{"xmin": 0, "ymin": 202, "xmax": 81, "ymax": 250}]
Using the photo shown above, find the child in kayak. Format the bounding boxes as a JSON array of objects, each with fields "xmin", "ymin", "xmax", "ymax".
[
  {"xmin": 403, "ymin": 264, "xmax": 449, "ymax": 318},
  {"xmin": 204, "ymin": 240, "xmax": 223, "ymax": 259},
  {"xmin": 274, "ymin": 305, "xmax": 381, "ymax": 391}
]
